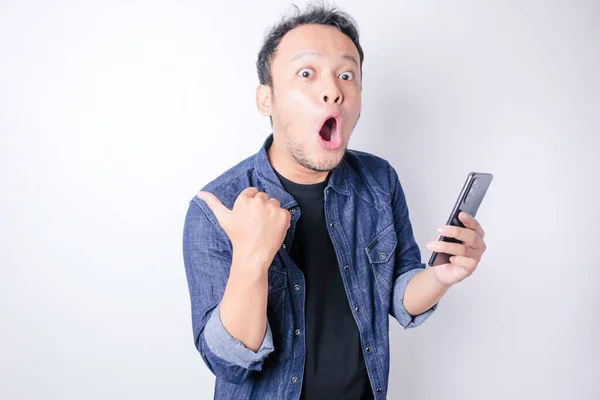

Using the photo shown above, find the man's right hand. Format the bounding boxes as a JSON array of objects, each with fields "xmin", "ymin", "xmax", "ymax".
[{"xmin": 196, "ymin": 187, "xmax": 291, "ymax": 269}]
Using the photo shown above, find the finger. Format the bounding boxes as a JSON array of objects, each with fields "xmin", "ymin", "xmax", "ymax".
[
  {"xmin": 280, "ymin": 208, "xmax": 292, "ymax": 228},
  {"xmin": 448, "ymin": 255, "xmax": 478, "ymax": 274},
  {"xmin": 234, "ymin": 187, "xmax": 260, "ymax": 210},
  {"xmin": 438, "ymin": 225, "xmax": 484, "ymax": 249},
  {"xmin": 196, "ymin": 191, "xmax": 231, "ymax": 225},
  {"xmin": 268, "ymin": 198, "xmax": 281, "ymax": 208},
  {"xmin": 239, "ymin": 187, "xmax": 260, "ymax": 198},
  {"xmin": 255, "ymin": 192, "xmax": 269, "ymax": 202},
  {"xmin": 427, "ymin": 240, "xmax": 475, "ymax": 259},
  {"xmin": 459, "ymin": 212, "xmax": 485, "ymax": 239}
]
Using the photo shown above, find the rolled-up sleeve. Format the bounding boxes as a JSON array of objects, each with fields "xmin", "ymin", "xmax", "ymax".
[
  {"xmin": 387, "ymin": 163, "xmax": 438, "ymax": 329},
  {"xmin": 182, "ymin": 197, "xmax": 274, "ymax": 383},
  {"xmin": 203, "ymin": 303, "xmax": 274, "ymax": 370},
  {"xmin": 391, "ymin": 264, "xmax": 438, "ymax": 328}
]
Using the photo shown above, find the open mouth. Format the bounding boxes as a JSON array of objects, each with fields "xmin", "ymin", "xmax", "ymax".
[
  {"xmin": 317, "ymin": 113, "xmax": 342, "ymax": 150},
  {"xmin": 319, "ymin": 117, "xmax": 337, "ymax": 142}
]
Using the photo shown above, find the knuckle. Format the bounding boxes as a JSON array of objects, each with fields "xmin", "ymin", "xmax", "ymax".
[
  {"xmin": 236, "ymin": 196, "xmax": 247, "ymax": 208},
  {"xmin": 468, "ymin": 260, "xmax": 478, "ymax": 272},
  {"xmin": 470, "ymin": 232, "xmax": 478, "ymax": 244},
  {"xmin": 268, "ymin": 198, "xmax": 280, "ymax": 207},
  {"xmin": 280, "ymin": 211, "xmax": 291, "ymax": 227}
]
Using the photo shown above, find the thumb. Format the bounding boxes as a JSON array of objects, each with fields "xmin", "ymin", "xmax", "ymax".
[{"xmin": 196, "ymin": 191, "xmax": 231, "ymax": 229}]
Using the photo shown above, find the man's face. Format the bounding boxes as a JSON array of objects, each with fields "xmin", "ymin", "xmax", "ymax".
[{"xmin": 265, "ymin": 24, "xmax": 362, "ymax": 172}]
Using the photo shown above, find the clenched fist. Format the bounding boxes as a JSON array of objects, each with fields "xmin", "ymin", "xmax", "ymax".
[{"xmin": 196, "ymin": 187, "xmax": 291, "ymax": 269}]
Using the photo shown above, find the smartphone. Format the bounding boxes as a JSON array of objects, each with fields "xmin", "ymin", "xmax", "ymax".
[{"xmin": 428, "ymin": 172, "xmax": 493, "ymax": 267}]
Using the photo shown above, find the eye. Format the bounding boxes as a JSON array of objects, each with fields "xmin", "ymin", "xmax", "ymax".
[
  {"xmin": 339, "ymin": 71, "xmax": 354, "ymax": 81},
  {"xmin": 298, "ymin": 69, "xmax": 314, "ymax": 78}
]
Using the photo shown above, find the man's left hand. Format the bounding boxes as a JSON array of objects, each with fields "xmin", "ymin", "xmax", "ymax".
[{"xmin": 426, "ymin": 211, "xmax": 487, "ymax": 286}]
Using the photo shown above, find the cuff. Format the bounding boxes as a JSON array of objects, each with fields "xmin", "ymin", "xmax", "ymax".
[
  {"xmin": 203, "ymin": 303, "xmax": 274, "ymax": 369},
  {"xmin": 392, "ymin": 264, "xmax": 438, "ymax": 329}
]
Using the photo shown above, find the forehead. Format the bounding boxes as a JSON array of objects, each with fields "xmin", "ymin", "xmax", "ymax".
[{"xmin": 273, "ymin": 24, "xmax": 359, "ymax": 64}]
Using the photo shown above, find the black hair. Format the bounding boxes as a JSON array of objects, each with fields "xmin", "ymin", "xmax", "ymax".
[{"xmin": 256, "ymin": 3, "xmax": 364, "ymax": 88}]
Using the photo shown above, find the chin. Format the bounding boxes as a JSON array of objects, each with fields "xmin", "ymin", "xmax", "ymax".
[
  {"xmin": 286, "ymin": 131, "xmax": 348, "ymax": 172},
  {"xmin": 311, "ymin": 150, "xmax": 346, "ymax": 172}
]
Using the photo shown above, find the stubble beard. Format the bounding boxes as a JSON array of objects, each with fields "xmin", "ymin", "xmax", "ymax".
[{"xmin": 286, "ymin": 137, "xmax": 347, "ymax": 172}]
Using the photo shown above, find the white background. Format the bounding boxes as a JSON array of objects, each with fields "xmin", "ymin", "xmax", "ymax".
[{"xmin": 1, "ymin": 0, "xmax": 599, "ymax": 399}]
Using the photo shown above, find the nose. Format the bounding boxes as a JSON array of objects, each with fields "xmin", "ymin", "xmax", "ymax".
[{"xmin": 320, "ymin": 77, "xmax": 343, "ymax": 105}]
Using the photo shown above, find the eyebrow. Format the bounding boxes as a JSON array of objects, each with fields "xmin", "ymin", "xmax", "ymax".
[{"xmin": 291, "ymin": 51, "xmax": 359, "ymax": 67}]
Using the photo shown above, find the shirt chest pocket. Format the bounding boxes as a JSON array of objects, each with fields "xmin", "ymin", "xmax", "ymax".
[
  {"xmin": 365, "ymin": 224, "xmax": 397, "ymax": 290},
  {"xmin": 267, "ymin": 268, "xmax": 287, "ymax": 293},
  {"xmin": 267, "ymin": 266, "xmax": 287, "ymax": 312},
  {"xmin": 266, "ymin": 265, "xmax": 287, "ymax": 361}
]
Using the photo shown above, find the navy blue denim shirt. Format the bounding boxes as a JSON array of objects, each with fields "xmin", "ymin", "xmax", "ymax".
[{"xmin": 183, "ymin": 134, "xmax": 437, "ymax": 399}]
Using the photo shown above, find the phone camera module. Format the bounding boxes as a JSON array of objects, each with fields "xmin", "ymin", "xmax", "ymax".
[{"xmin": 465, "ymin": 186, "xmax": 476, "ymax": 204}]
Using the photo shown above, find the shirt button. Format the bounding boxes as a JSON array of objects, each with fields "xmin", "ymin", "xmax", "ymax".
[
  {"xmin": 290, "ymin": 208, "xmax": 295, "ymax": 214},
  {"xmin": 379, "ymin": 252, "xmax": 386, "ymax": 259},
  {"xmin": 366, "ymin": 346, "xmax": 371, "ymax": 353},
  {"xmin": 330, "ymin": 222, "xmax": 336, "ymax": 228},
  {"xmin": 282, "ymin": 243, "xmax": 286, "ymax": 249},
  {"xmin": 295, "ymin": 329, "xmax": 301, "ymax": 336},
  {"xmin": 343, "ymin": 265, "xmax": 350, "ymax": 271},
  {"xmin": 291, "ymin": 376, "xmax": 299, "ymax": 383},
  {"xmin": 294, "ymin": 284, "xmax": 301, "ymax": 291},
  {"xmin": 376, "ymin": 387, "xmax": 382, "ymax": 393},
  {"xmin": 326, "ymin": 189, "xmax": 330, "ymax": 195},
  {"xmin": 355, "ymin": 307, "xmax": 361, "ymax": 312}
]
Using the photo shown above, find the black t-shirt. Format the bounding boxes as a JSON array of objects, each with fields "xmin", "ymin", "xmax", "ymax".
[{"xmin": 275, "ymin": 171, "xmax": 373, "ymax": 400}]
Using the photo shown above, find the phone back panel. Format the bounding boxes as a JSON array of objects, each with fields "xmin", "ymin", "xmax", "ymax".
[{"xmin": 428, "ymin": 172, "xmax": 493, "ymax": 267}]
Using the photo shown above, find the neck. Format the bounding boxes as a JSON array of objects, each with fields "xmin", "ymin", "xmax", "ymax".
[{"xmin": 267, "ymin": 137, "xmax": 329, "ymax": 185}]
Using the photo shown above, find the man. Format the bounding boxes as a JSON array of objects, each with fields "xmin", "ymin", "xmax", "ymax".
[{"xmin": 183, "ymin": 4, "xmax": 487, "ymax": 399}]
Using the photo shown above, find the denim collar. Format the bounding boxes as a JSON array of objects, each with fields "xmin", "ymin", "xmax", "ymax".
[{"xmin": 254, "ymin": 134, "xmax": 350, "ymax": 209}]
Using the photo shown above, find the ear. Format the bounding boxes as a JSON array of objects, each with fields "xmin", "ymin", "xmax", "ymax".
[{"xmin": 256, "ymin": 84, "xmax": 273, "ymax": 117}]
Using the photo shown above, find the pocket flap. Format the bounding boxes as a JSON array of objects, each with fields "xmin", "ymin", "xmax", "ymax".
[
  {"xmin": 267, "ymin": 267, "xmax": 287, "ymax": 293},
  {"xmin": 365, "ymin": 224, "xmax": 397, "ymax": 264}
]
